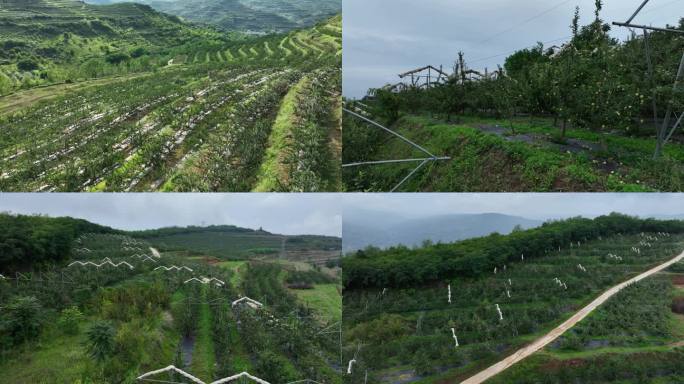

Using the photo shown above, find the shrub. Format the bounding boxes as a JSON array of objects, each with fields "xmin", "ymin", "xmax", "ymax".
[
  {"xmin": 17, "ymin": 60, "xmax": 40, "ymax": 71},
  {"xmin": 58, "ymin": 306, "xmax": 84, "ymax": 335},
  {"xmin": 85, "ymin": 321, "xmax": 116, "ymax": 363},
  {"xmin": 1, "ymin": 295, "xmax": 43, "ymax": 344},
  {"xmin": 130, "ymin": 47, "xmax": 148, "ymax": 58},
  {"xmin": 105, "ymin": 52, "xmax": 130, "ymax": 65}
]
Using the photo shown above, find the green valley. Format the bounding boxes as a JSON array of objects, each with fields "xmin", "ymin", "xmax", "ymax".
[{"xmin": 84, "ymin": 0, "xmax": 341, "ymax": 34}]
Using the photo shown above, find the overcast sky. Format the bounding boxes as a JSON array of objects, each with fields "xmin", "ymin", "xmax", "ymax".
[
  {"xmin": 342, "ymin": 193, "xmax": 684, "ymax": 221},
  {"xmin": 0, "ymin": 194, "xmax": 342, "ymax": 237},
  {"xmin": 343, "ymin": 0, "xmax": 683, "ymax": 98}
]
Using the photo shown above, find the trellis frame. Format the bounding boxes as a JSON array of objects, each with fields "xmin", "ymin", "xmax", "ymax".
[
  {"xmin": 342, "ymin": 107, "xmax": 450, "ymax": 192},
  {"xmin": 611, "ymin": 0, "xmax": 684, "ymax": 158}
]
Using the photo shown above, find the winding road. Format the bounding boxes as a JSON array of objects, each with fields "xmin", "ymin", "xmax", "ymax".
[{"xmin": 461, "ymin": 250, "xmax": 684, "ymax": 384}]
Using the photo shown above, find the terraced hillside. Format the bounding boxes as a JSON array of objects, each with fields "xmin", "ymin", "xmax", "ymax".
[
  {"xmin": 342, "ymin": 215, "xmax": 684, "ymax": 383},
  {"xmin": 0, "ymin": 228, "xmax": 342, "ymax": 383},
  {"xmin": 0, "ymin": 7, "xmax": 342, "ymax": 192}
]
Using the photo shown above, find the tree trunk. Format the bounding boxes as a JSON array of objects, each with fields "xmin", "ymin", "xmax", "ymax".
[{"xmin": 561, "ymin": 119, "xmax": 567, "ymax": 139}]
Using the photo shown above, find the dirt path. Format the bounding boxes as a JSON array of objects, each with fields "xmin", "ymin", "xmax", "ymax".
[{"xmin": 461, "ymin": 250, "xmax": 684, "ymax": 384}]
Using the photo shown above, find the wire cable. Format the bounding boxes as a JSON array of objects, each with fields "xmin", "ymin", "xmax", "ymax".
[
  {"xmin": 478, "ymin": 0, "xmax": 574, "ymax": 44},
  {"xmin": 469, "ymin": 35, "xmax": 573, "ymax": 65}
]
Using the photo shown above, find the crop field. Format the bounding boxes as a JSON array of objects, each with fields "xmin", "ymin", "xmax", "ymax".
[
  {"xmin": 0, "ymin": 232, "xmax": 343, "ymax": 384},
  {"xmin": 0, "ymin": 2, "xmax": 341, "ymax": 192},
  {"xmin": 342, "ymin": 218, "xmax": 684, "ymax": 383},
  {"xmin": 490, "ymin": 270, "xmax": 684, "ymax": 384}
]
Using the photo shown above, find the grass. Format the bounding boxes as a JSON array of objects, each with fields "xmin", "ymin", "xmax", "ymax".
[
  {"xmin": 216, "ymin": 260, "xmax": 247, "ymax": 287},
  {"xmin": 290, "ymin": 283, "xmax": 342, "ymax": 323},
  {"xmin": 191, "ymin": 288, "xmax": 215, "ymax": 380},
  {"xmin": 253, "ymin": 76, "xmax": 308, "ymax": 191},
  {"xmin": 0, "ymin": 309, "xmax": 181, "ymax": 383},
  {"xmin": 226, "ymin": 315, "xmax": 253, "ymax": 373},
  {"xmin": 345, "ymin": 113, "xmax": 684, "ymax": 192},
  {"xmin": 0, "ymin": 321, "xmax": 93, "ymax": 384}
]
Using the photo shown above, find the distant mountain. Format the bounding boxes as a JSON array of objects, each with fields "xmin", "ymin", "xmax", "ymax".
[
  {"xmin": 0, "ymin": 0, "xmax": 218, "ymax": 64},
  {"xmin": 84, "ymin": 0, "xmax": 342, "ymax": 34},
  {"xmin": 343, "ymin": 212, "xmax": 543, "ymax": 253},
  {"xmin": 648, "ymin": 214, "xmax": 684, "ymax": 220}
]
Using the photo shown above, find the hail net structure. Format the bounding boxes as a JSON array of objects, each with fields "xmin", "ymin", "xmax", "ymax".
[
  {"xmin": 398, "ymin": 65, "xmax": 449, "ymax": 89},
  {"xmin": 137, "ymin": 366, "xmax": 325, "ymax": 384},
  {"xmin": 612, "ymin": 0, "xmax": 684, "ymax": 159}
]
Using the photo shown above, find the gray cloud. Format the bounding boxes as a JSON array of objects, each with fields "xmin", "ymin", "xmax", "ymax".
[
  {"xmin": 0, "ymin": 193, "xmax": 342, "ymax": 237},
  {"xmin": 343, "ymin": 0, "xmax": 682, "ymax": 98},
  {"xmin": 342, "ymin": 193, "xmax": 684, "ymax": 221}
]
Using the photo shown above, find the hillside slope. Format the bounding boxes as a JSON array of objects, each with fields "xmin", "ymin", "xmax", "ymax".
[
  {"xmin": 0, "ymin": 15, "xmax": 342, "ymax": 192},
  {"xmin": 134, "ymin": 225, "xmax": 342, "ymax": 262},
  {"xmin": 343, "ymin": 215, "xmax": 684, "ymax": 383},
  {"xmin": 0, "ymin": 0, "xmax": 223, "ymax": 93},
  {"xmin": 85, "ymin": 0, "xmax": 341, "ymax": 34}
]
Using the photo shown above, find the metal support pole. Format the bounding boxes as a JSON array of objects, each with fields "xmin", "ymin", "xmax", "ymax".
[
  {"xmin": 642, "ymin": 30, "xmax": 663, "ymax": 158},
  {"xmin": 342, "ymin": 108, "xmax": 436, "ymax": 157},
  {"xmin": 391, "ymin": 159, "xmax": 430, "ymax": 192},
  {"xmin": 343, "ymin": 157, "xmax": 450, "ymax": 168},
  {"xmin": 612, "ymin": 22, "xmax": 684, "ymax": 34},
  {"xmin": 625, "ymin": 0, "xmax": 650, "ymax": 24},
  {"xmin": 665, "ymin": 112, "xmax": 683, "ymax": 144},
  {"xmin": 660, "ymin": 52, "xmax": 684, "ymax": 145},
  {"xmin": 343, "ymin": 103, "xmax": 450, "ymax": 192}
]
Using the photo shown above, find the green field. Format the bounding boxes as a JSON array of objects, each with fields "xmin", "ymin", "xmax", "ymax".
[
  {"xmin": 217, "ymin": 260, "xmax": 248, "ymax": 287},
  {"xmin": 290, "ymin": 283, "xmax": 342, "ymax": 323}
]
